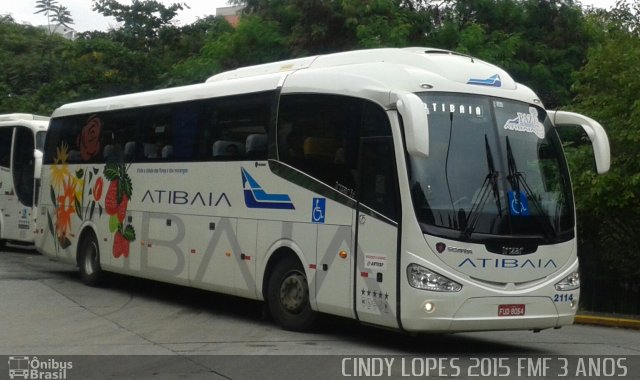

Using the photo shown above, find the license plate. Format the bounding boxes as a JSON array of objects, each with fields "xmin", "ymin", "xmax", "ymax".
[{"xmin": 498, "ymin": 304, "xmax": 525, "ymax": 317}]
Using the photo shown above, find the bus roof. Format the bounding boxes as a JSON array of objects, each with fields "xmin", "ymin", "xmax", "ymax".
[
  {"xmin": 0, "ymin": 114, "xmax": 50, "ymax": 131},
  {"xmin": 0, "ymin": 113, "xmax": 49, "ymax": 122},
  {"xmin": 52, "ymin": 47, "xmax": 542, "ymax": 118},
  {"xmin": 208, "ymin": 47, "xmax": 515, "ymax": 90}
]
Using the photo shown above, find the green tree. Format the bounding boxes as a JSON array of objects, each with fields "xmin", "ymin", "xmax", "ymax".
[
  {"xmin": 89, "ymin": 0, "xmax": 193, "ymax": 91},
  {"xmin": 92, "ymin": 0, "xmax": 184, "ymax": 49},
  {"xmin": 164, "ymin": 16, "xmax": 235, "ymax": 86},
  {"xmin": 0, "ymin": 17, "xmax": 49, "ymax": 113},
  {"xmin": 425, "ymin": 0, "xmax": 592, "ymax": 108},
  {"xmin": 51, "ymin": 4, "xmax": 74, "ymax": 30},
  {"xmin": 34, "ymin": 0, "xmax": 58, "ymax": 35},
  {"xmin": 568, "ymin": 3, "xmax": 640, "ymax": 289},
  {"xmin": 59, "ymin": 36, "xmax": 163, "ymax": 99},
  {"xmin": 168, "ymin": 15, "xmax": 286, "ymax": 85},
  {"xmin": 232, "ymin": 0, "xmax": 431, "ymax": 55},
  {"xmin": 35, "ymin": 0, "xmax": 74, "ymax": 36},
  {"xmin": 342, "ymin": 0, "xmax": 431, "ymax": 48}
]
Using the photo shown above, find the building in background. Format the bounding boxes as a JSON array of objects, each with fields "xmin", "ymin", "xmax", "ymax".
[
  {"xmin": 216, "ymin": 5, "xmax": 243, "ymax": 27},
  {"xmin": 41, "ymin": 24, "xmax": 77, "ymax": 40}
]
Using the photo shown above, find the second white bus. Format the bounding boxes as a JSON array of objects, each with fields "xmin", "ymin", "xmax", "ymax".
[
  {"xmin": 0, "ymin": 113, "xmax": 48, "ymax": 246},
  {"xmin": 36, "ymin": 48, "xmax": 610, "ymax": 333}
]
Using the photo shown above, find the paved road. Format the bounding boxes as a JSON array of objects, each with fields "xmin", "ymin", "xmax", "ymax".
[{"xmin": 1, "ymin": 247, "xmax": 638, "ymax": 379}]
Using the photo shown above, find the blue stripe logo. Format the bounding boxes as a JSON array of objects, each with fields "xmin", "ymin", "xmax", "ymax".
[
  {"xmin": 241, "ymin": 167, "xmax": 295, "ymax": 210},
  {"xmin": 467, "ymin": 74, "xmax": 502, "ymax": 87}
]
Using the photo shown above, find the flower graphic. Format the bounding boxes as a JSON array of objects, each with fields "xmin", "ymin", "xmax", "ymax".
[
  {"xmin": 55, "ymin": 179, "xmax": 76, "ymax": 246},
  {"xmin": 47, "ymin": 141, "xmax": 104, "ymax": 252},
  {"xmin": 73, "ymin": 176, "xmax": 85, "ymax": 204},
  {"xmin": 51, "ymin": 142, "xmax": 70, "ymax": 191},
  {"xmin": 78, "ymin": 115, "xmax": 102, "ymax": 161}
]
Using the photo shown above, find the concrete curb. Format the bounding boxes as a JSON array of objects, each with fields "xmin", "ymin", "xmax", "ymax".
[{"xmin": 575, "ymin": 315, "xmax": 640, "ymax": 329}]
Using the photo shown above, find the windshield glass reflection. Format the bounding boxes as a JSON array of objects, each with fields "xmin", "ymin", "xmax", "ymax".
[{"xmin": 409, "ymin": 93, "xmax": 574, "ymax": 242}]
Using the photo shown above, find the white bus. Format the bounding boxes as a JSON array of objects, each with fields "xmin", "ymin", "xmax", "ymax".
[
  {"xmin": 0, "ymin": 114, "xmax": 48, "ymax": 246},
  {"xmin": 35, "ymin": 48, "xmax": 610, "ymax": 333}
]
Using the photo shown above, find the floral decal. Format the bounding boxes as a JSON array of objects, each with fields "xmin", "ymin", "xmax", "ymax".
[
  {"xmin": 50, "ymin": 142, "xmax": 70, "ymax": 190},
  {"xmin": 54, "ymin": 179, "xmax": 76, "ymax": 246},
  {"xmin": 47, "ymin": 115, "xmax": 136, "ymax": 257},
  {"xmin": 48, "ymin": 163, "xmax": 104, "ymax": 250},
  {"xmin": 78, "ymin": 115, "xmax": 102, "ymax": 161},
  {"xmin": 104, "ymin": 162, "xmax": 136, "ymax": 258}
]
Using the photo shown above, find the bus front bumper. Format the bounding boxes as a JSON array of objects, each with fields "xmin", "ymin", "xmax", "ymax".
[{"xmin": 401, "ymin": 296, "xmax": 576, "ymax": 333}]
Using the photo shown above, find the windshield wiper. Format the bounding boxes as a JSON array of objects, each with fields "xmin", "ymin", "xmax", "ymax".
[
  {"xmin": 505, "ymin": 136, "xmax": 556, "ymax": 240},
  {"xmin": 461, "ymin": 135, "xmax": 502, "ymax": 239}
]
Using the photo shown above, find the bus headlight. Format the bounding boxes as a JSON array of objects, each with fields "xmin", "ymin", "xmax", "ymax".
[
  {"xmin": 407, "ymin": 264, "xmax": 462, "ymax": 292},
  {"xmin": 555, "ymin": 271, "xmax": 580, "ymax": 291}
]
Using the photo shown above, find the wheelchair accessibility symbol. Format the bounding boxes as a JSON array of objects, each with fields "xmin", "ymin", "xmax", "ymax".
[
  {"xmin": 311, "ymin": 198, "xmax": 326, "ymax": 223},
  {"xmin": 508, "ymin": 190, "xmax": 529, "ymax": 216}
]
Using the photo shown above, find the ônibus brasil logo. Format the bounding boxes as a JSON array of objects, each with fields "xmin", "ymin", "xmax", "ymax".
[{"xmin": 8, "ymin": 356, "xmax": 72, "ymax": 379}]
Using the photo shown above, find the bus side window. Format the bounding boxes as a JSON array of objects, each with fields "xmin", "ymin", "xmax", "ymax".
[
  {"xmin": 212, "ymin": 140, "xmax": 244, "ymax": 159},
  {"xmin": 203, "ymin": 92, "xmax": 271, "ymax": 161},
  {"xmin": 140, "ymin": 110, "xmax": 173, "ymax": 161},
  {"xmin": 245, "ymin": 134, "xmax": 267, "ymax": 159},
  {"xmin": 0, "ymin": 127, "xmax": 13, "ymax": 168},
  {"xmin": 124, "ymin": 141, "xmax": 137, "ymax": 161},
  {"xmin": 277, "ymin": 94, "xmax": 361, "ymax": 195}
]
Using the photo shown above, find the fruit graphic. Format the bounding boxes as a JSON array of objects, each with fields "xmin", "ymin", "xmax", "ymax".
[
  {"xmin": 113, "ymin": 231, "xmax": 129, "ymax": 258},
  {"xmin": 105, "ymin": 179, "xmax": 119, "ymax": 215},
  {"xmin": 117, "ymin": 194, "xmax": 129, "ymax": 223},
  {"xmin": 103, "ymin": 163, "xmax": 135, "ymax": 259}
]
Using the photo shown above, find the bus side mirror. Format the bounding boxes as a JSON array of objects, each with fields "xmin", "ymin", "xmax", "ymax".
[
  {"xmin": 396, "ymin": 92, "xmax": 429, "ymax": 158},
  {"xmin": 34, "ymin": 149, "xmax": 43, "ymax": 179},
  {"xmin": 548, "ymin": 110, "xmax": 611, "ymax": 175}
]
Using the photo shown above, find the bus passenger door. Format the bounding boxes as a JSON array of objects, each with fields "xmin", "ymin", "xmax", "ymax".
[
  {"xmin": 0, "ymin": 126, "xmax": 14, "ymax": 241},
  {"xmin": 9, "ymin": 126, "xmax": 37, "ymax": 242},
  {"xmin": 354, "ymin": 138, "xmax": 400, "ymax": 329}
]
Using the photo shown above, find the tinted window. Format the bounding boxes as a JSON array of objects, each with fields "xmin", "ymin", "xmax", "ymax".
[
  {"xmin": 278, "ymin": 95, "xmax": 362, "ymax": 197},
  {"xmin": 410, "ymin": 93, "xmax": 574, "ymax": 241},
  {"xmin": 0, "ymin": 127, "xmax": 13, "ymax": 168},
  {"xmin": 13, "ymin": 126, "xmax": 35, "ymax": 206},
  {"xmin": 44, "ymin": 91, "xmax": 274, "ymax": 165},
  {"xmin": 278, "ymin": 94, "xmax": 398, "ymax": 220}
]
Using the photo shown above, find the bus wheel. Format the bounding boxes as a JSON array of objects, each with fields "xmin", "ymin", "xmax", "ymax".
[
  {"xmin": 267, "ymin": 256, "xmax": 317, "ymax": 331},
  {"xmin": 78, "ymin": 231, "xmax": 103, "ymax": 286}
]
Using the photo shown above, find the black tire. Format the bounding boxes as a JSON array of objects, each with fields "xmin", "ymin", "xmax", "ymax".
[
  {"xmin": 78, "ymin": 231, "xmax": 103, "ymax": 286},
  {"xmin": 267, "ymin": 256, "xmax": 317, "ymax": 331}
]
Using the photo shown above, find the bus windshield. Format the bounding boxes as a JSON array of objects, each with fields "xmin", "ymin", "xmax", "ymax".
[{"xmin": 409, "ymin": 93, "xmax": 574, "ymax": 243}]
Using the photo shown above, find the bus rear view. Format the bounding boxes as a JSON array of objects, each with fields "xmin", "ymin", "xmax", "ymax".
[{"xmin": 0, "ymin": 114, "xmax": 48, "ymax": 247}]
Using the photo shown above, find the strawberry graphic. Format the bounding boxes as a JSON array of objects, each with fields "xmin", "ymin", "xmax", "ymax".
[
  {"xmin": 117, "ymin": 194, "xmax": 128, "ymax": 223},
  {"xmin": 104, "ymin": 163, "xmax": 135, "ymax": 259},
  {"xmin": 113, "ymin": 231, "xmax": 129, "ymax": 258},
  {"xmin": 105, "ymin": 179, "xmax": 119, "ymax": 215}
]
